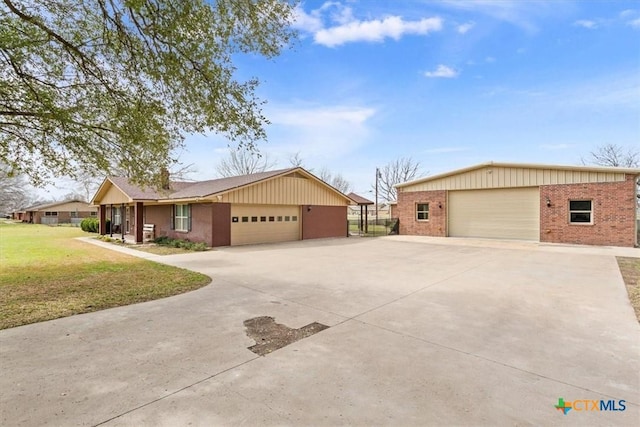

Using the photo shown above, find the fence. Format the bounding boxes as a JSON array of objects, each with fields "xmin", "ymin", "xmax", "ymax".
[
  {"xmin": 348, "ymin": 218, "xmax": 399, "ymax": 237},
  {"xmin": 39, "ymin": 218, "xmax": 83, "ymax": 226}
]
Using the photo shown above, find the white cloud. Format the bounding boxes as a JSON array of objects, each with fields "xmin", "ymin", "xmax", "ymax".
[
  {"xmin": 424, "ymin": 65, "xmax": 459, "ymax": 78},
  {"xmin": 292, "ymin": 2, "xmax": 443, "ymax": 47},
  {"xmin": 437, "ymin": 0, "xmax": 571, "ymax": 33},
  {"xmin": 314, "ymin": 16, "xmax": 443, "ymax": 47},
  {"xmin": 457, "ymin": 21, "xmax": 475, "ymax": 34},
  {"xmin": 628, "ymin": 18, "xmax": 640, "ymax": 29},
  {"xmin": 485, "ymin": 56, "xmax": 496, "ymax": 63},
  {"xmin": 264, "ymin": 105, "xmax": 377, "ymax": 162},
  {"xmin": 574, "ymin": 19, "xmax": 598, "ymax": 29},
  {"xmin": 619, "ymin": 9, "xmax": 636, "ymax": 18},
  {"xmin": 291, "ymin": 4, "xmax": 323, "ymax": 32}
]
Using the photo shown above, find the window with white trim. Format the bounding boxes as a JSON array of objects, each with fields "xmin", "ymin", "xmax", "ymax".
[
  {"xmin": 416, "ymin": 203, "xmax": 429, "ymax": 221},
  {"xmin": 569, "ymin": 200, "xmax": 592, "ymax": 224},
  {"xmin": 44, "ymin": 211, "xmax": 58, "ymax": 216},
  {"xmin": 175, "ymin": 204, "xmax": 190, "ymax": 231}
]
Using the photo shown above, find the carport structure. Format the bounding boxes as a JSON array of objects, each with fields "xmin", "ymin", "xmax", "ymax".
[{"xmin": 347, "ymin": 192, "xmax": 374, "ymax": 234}]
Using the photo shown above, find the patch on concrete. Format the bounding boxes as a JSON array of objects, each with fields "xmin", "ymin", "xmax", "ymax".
[{"xmin": 244, "ymin": 316, "xmax": 329, "ymax": 356}]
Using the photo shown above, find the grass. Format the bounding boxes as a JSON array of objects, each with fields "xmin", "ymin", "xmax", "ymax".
[
  {"xmin": 617, "ymin": 257, "xmax": 640, "ymax": 322},
  {"xmin": 0, "ymin": 222, "xmax": 211, "ymax": 329}
]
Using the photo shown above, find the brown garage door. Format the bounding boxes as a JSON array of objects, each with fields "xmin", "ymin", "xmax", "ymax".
[
  {"xmin": 230, "ymin": 205, "xmax": 300, "ymax": 246},
  {"xmin": 448, "ymin": 187, "xmax": 540, "ymax": 240}
]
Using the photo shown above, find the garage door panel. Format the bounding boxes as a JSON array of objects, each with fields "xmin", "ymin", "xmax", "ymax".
[
  {"xmin": 448, "ymin": 188, "xmax": 540, "ymax": 240},
  {"xmin": 231, "ymin": 205, "xmax": 300, "ymax": 246}
]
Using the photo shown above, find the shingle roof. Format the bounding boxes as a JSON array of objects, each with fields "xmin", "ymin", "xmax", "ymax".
[
  {"xmin": 347, "ymin": 192, "xmax": 374, "ymax": 205},
  {"xmin": 24, "ymin": 199, "xmax": 88, "ymax": 211},
  {"xmin": 108, "ymin": 176, "xmax": 193, "ymax": 200},
  {"xmin": 106, "ymin": 168, "xmax": 298, "ymax": 201},
  {"xmin": 169, "ymin": 168, "xmax": 296, "ymax": 199}
]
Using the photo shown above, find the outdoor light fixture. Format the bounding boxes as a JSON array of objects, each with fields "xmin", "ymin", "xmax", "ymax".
[
  {"xmin": 546, "ymin": 197, "xmax": 551, "ymax": 207},
  {"xmin": 307, "ymin": 206, "xmax": 312, "ymax": 212},
  {"xmin": 438, "ymin": 202, "xmax": 442, "ymax": 209}
]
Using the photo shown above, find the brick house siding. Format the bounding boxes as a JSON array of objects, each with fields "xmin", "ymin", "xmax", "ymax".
[
  {"xmin": 397, "ymin": 190, "xmax": 447, "ymax": 237},
  {"xmin": 539, "ymin": 174, "xmax": 637, "ymax": 247}
]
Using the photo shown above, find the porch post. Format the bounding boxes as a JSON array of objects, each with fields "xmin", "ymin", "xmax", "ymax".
[
  {"xmin": 135, "ymin": 202, "xmax": 143, "ymax": 243},
  {"xmin": 364, "ymin": 205, "xmax": 369, "ymax": 234},
  {"xmin": 99, "ymin": 205, "xmax": 106, "ymax": 235},
  {"xmin": 121, "ymin": 203, "xmax": 125, "ymax": 242},
  {"xmin": 109, "ymin": 204, "xmax": 113, "ymax": 237},
  {"xmin": 359, "ymin": 205, "xmax": 364, "ymax": 234}
]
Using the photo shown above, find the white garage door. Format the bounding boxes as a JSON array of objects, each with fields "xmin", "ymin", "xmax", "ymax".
[
  {"xmin": 231, "ymin": 205, "xmax": 300, "ymax": 246},
  {"xmin": 448, "ymin": 187, "xmax": 540, "ymax": 240}
]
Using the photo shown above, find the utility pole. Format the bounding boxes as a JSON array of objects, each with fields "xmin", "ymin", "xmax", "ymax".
[{"xmin": 375, "ymin": 167, "xmax": 380, "ymax": 228}]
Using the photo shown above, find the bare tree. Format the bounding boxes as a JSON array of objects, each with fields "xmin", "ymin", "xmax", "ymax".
[
  {"xmin": 582, "ymin": 143, "xmax": 639, "ymax": 167},
  {"xmin": 375, "ymin": 157, "xmax": 425, "ymax": 202},
  {"xmin": 582, "ymin": 143, "xmax": 639, "ymax": 208},
  {"xmin": 0, "ymin": 163, "xmax": 38, "ymax": 213},
  {"xmin": 288, "ymin": 152, "xmax": 305, "ymax": 168},
  {"xmin": 216, "ymin": 149, "xmax": 277, "ymax": 177},
  {"xmin": 318, "ymin": 167, "xmax": 351, "ymax": 193}
]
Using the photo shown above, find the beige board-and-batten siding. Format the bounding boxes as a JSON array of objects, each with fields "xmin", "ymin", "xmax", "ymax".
[
  {"xmin": 99, "ymin": 184, "xmax": 131, "ymax": 205},
  {"xmin": 220, "ymin": 175, "xmax": 349, "ymax": 206},
  {"xmin": 399, "ymin": 165, "xmax": 628, "ymax": 192}
]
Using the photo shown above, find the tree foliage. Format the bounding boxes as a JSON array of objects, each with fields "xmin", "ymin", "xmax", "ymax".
[
  {"xmin": 375, "ymin": 157, "xmax": 424, "ymax": 202},
  {"xmin": 0, "ymin": 0, "xmax": 296, "ymax": 187},
  {"xmin": 216, "ymin": 148, "xmax": 277, "ymax": 177}
]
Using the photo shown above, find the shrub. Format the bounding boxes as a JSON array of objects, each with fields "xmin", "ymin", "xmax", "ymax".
[
  {"xmin": 81, "ymin": 217, "xmax": 99, "ymax": 233},
  {"xmin": 152, "ymin": 236, "xmax": 208, "ymax": 251}
]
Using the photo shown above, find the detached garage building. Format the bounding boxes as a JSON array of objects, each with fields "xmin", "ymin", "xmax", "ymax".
[
  {"xmin": 91, "ymin": 167, "xmax": 353, "ymax": 247},
  {"xmin": 396, "ymin": 162, "xmax": 639, "ymax": 247}
]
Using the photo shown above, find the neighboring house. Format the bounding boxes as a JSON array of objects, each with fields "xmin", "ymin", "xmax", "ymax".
[
  {"xmin": 90, "ymin": 167, "xmax": 354, "ymax": 247},
  {"xmin": 19, "ymin": 200, "xmax": 97, "ymax": 225},
  {"xmin": 395, "ymin": 162, "xmax": 640, "ymax": 247}
]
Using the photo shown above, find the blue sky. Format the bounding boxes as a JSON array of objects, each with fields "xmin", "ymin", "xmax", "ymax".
[{"xmin": 45, "ymin": 0, "xmax": 640, "ymax": 198}]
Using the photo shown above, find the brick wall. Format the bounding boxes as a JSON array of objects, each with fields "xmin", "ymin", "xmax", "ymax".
[
  {"xmin": 540, "ymin": 174, "xmax": 637, "ymax": 247},
  {"xmin": 397, "ymin": 190, "xmax": 447, "ymax": 237}
]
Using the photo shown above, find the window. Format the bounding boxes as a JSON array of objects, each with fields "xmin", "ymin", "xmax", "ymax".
[
  {"xmin": 260, "ymin": 216, "xmax": 266, "ymax": 222},
  {"xmin": 242, "ymin": 216, "xmax": 249, "ymax": 223},
  {"xmin": 269, "ymin": 216, "xmax": 275, "ymax": 222},
  {"xmin": 90, "ymin": 212, "xmax": 97, "ymax": 217},
  {"xmin": 232, "ymin": 217, "xmax": 239, "ymax": 223},
  {"xmin": 45, "ymin": 211, "xmax": 58, "ymax": 216},
  {"xmin": 284, "ymin": 216, "xmax": 290, "ymax": 221},
  {"xmin": 251, "ymin": 216, "xmax": 258, "ymax": 222},
  {"xmin": 277, "ymin": 216, "xmax": 282, "ymax": 221},
  {"xmin": 292, "ymin": 216, "xmax": 298, "ymax": 222},
  {"xmin": 416, "ymin": 203, "xmax": 429, "ymax": 221},
  {"xmin": 113, "ymin": 207, "xmax": 121, "ymax": 225},
  {"xmin": 174, "ymin": 204, "xmax": 190, "ymax": 231},
  {"xmin": 569, "ymin": 200, "xmax": 592, "ymax": 224}
]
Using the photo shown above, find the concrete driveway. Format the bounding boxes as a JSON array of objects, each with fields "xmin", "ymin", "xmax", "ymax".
[{"xmin": 1, "ymin": 236, "xmax": 639, "ymax": 426}]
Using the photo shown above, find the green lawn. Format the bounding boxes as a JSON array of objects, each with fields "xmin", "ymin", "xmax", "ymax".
[{"xmin": 0, "ymin": 222, "xmax": 211, "ymax": 329}]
